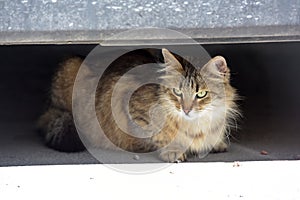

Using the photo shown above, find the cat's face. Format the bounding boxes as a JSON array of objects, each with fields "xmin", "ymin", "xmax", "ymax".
[
  {"xmin": 160, "ymin": 48, "xmax": 230, "ymax": 120},
  {"xmin": 167, "ymin": 73, "xmax": 211, "ymax": 120}
]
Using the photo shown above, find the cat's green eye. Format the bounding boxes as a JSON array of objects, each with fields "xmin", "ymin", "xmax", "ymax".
[
  {"xmin": 196, "ymin": 90, "xmax": 208, "ymax": 99},
  {"xmin": 173, "ymin": 88, "xmax": 182, "ymax": 97}
]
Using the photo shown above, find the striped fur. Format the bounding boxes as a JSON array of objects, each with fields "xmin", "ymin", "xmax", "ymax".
[{"xmin": 37, "ymin": 48, "xmax": 240, "ymax": 162}]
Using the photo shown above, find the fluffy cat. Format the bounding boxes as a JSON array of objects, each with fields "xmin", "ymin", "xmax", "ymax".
[{"xmin": 38, "ymin": 48, "xmax": 240, "ymax": 162}]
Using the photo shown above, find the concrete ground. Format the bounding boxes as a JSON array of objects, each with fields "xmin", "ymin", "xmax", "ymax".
[
  {"xmin": 1, "ymin": 161, "xmax": 300, "ymax": 200},
  {"xmin": 0, "ymin": 42, "xmax": 299, "ymax": 166}
]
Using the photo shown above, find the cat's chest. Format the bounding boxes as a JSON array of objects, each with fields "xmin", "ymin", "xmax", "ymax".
[
  {"xmin": 176, "ymin": 121, "xmax": 209, "ymax": 152},
  {"xmin": 178, "ymin": 118, "xmax": 207, "ymax": 136}
]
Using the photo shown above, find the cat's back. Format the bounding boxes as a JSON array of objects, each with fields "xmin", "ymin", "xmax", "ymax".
[{"xmin": 51, "ymin": 56, "xmax": 84, "ymax": 111}]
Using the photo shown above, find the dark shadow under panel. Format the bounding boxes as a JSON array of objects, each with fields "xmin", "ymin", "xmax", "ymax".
[{"xmin": 0, "ymin": 42, "xmax": 299, "ymax": 166}]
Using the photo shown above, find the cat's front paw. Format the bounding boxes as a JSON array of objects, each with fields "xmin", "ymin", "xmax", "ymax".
[
  {"xmin": 159, "ymin": 150, "xmax": 187, "ymax": 162},
  {"xmin": 211, "ymin": 141, "xmax": 228, "ymax": 153}
]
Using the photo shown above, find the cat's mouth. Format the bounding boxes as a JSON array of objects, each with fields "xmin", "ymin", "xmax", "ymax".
[{"xmin": 180, "ymin": 110, "xmax": 196, "ymax": 120}]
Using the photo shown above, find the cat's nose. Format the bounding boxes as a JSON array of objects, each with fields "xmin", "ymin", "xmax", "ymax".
[{"xmin": 183, "ymin": 109, "xmax": 191, "ymax": 115}]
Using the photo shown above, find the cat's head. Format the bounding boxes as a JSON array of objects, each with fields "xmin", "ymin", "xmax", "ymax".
[{"xmin": 160, "ymin": 48, "xmax": 234, "ymax": 120}]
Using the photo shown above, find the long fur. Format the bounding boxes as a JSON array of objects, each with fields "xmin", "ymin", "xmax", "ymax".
[{"xmin": 37, "ymin": 49, "xmax": 240, "ymax": 162}]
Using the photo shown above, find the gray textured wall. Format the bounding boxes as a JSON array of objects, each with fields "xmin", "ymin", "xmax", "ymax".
[{"xmin": 0, "ymin": 0, "xmax": 299, "ymax": 44}]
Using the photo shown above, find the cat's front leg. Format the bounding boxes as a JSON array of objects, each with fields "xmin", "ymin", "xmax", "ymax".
[
  {"xmin": 159, "ymin": 149, "xmax": 187, "ymax": 162},
  {"xmin": 211, "ymin": 140, "xmax": 228, "ymax": 153}
]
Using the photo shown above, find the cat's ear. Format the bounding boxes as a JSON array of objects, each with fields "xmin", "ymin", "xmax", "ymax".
[
  {"xmin": 212, "ymin": 56, "xmax": 228, "ymax": 74},
  {"xmin": 201, "ymin": 56, "xmax": 230, "ymax": 80},
  {"xmin": 161, "ymin": 48, "xmax": 183, "ymax": 73}
]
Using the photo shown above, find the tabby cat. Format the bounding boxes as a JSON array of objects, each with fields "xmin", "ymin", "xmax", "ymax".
[{"xmin": 38, "ymin": 48, "xmax": 240, "ymax": 162}]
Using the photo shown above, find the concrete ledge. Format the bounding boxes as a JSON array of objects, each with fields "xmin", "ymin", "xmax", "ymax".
[
  {"xmin": 0, "ymin": 0, "xmax": 299, "ymax": 44},
  {"xmin": 1, "ymin": 25, "xmax": 300, "ymax": 45},
  {"xmin": 0, "ymin": 161, "xmax": 299, "ymax": 199}
]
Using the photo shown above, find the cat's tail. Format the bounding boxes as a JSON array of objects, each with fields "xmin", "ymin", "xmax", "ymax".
[{"xmin": 37, "ymin": 107, "xmax": 85, "ymax": 152}]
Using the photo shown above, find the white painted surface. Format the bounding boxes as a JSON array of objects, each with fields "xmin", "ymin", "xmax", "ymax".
[{"xmin": 0, "ymin": 161, "xmax": 299, "ymax": 200}]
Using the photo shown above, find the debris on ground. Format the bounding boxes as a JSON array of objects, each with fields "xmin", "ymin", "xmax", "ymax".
[
  {"xmin": 260, "ymin": 150, "xmax": 268, "ymax": 155},
  {"xmin": 233, "ymin": 161, "xmax": 240, "ymax": 167},
  {"xmin": 133, "ymin": 155, "xmax": 140, "ymax": 160}
]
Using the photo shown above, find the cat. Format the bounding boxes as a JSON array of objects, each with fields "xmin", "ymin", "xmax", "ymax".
[{"xmin": 37, "ymin": 48, "xmax": 240, "ymax": 162}]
